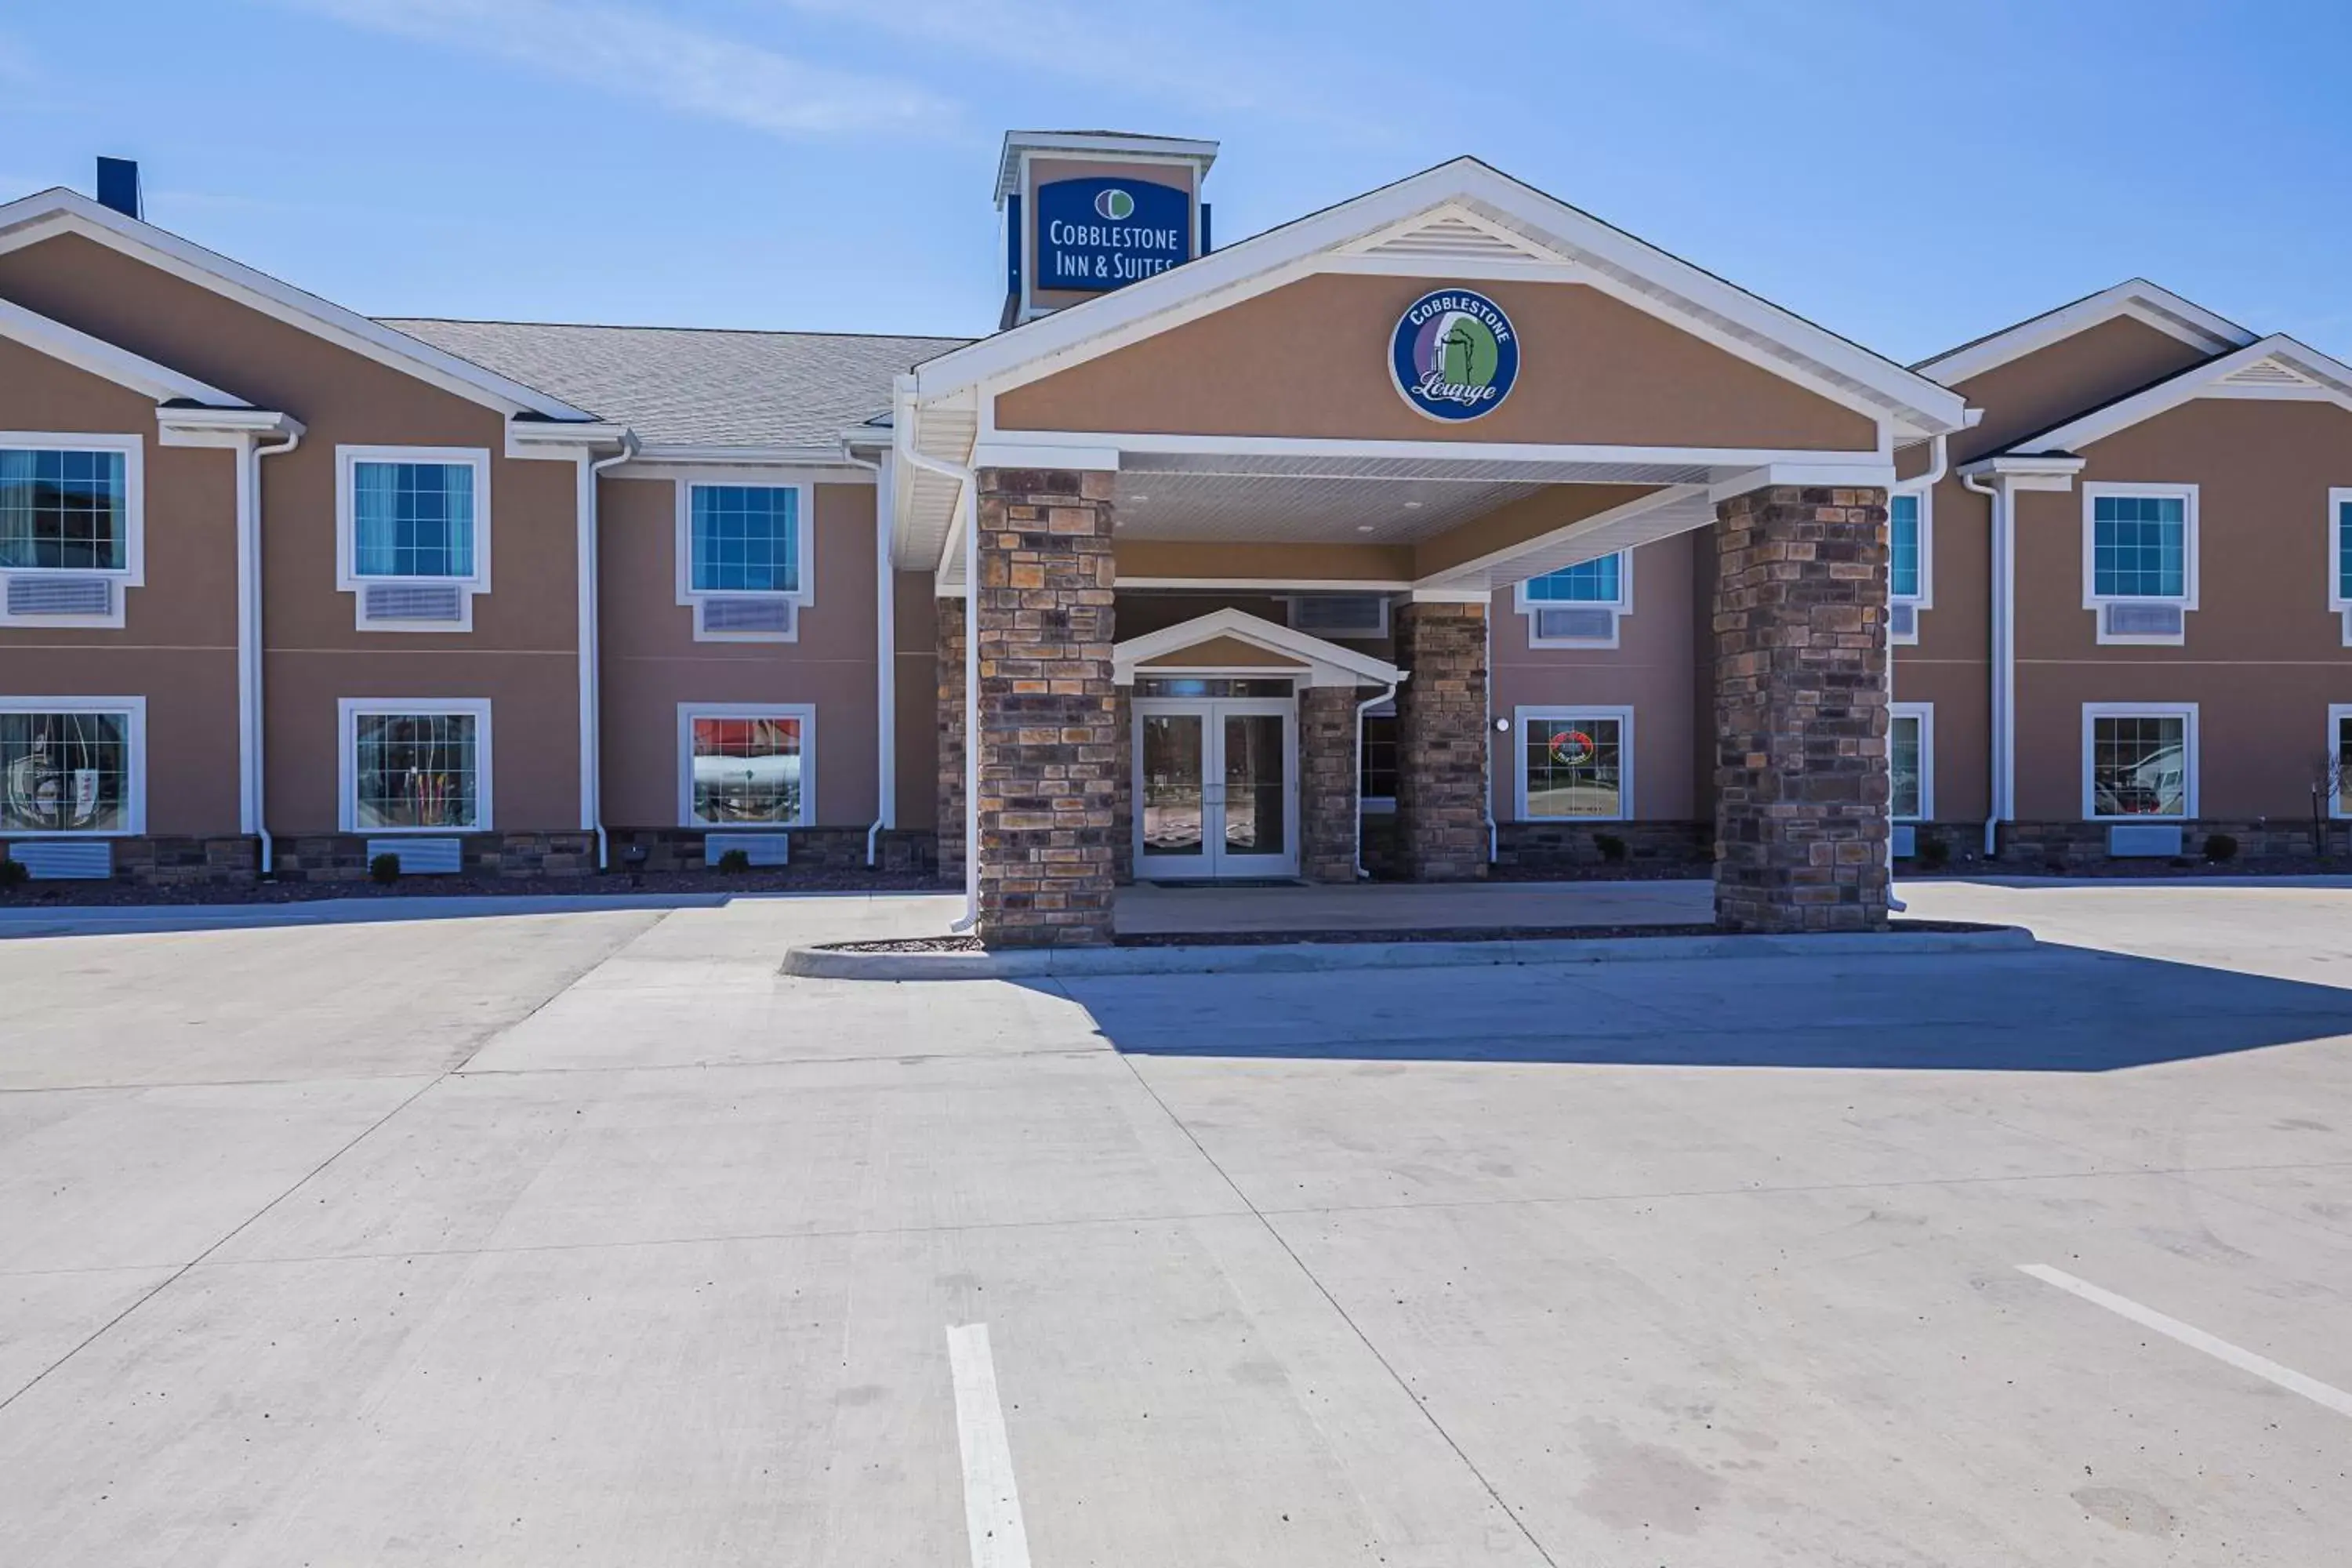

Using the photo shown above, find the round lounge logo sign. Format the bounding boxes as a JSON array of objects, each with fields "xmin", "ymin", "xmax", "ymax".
[
  {"xmin": 1391, "ymin": 287, "xmax": 1519, "ymax": 421},
  {"xmin": 1093, "ymin": 187, "xmax": 1137, "ymax": 221}
]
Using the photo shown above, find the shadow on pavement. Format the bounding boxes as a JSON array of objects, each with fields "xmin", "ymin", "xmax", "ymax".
[{"xmin": 1036, "ymin": 942, "xmax": 2352, "ymax": 1072}]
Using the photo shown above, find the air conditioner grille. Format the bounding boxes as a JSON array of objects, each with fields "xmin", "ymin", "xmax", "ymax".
[
  {"xmin": 2103, "ymin": 601, "xmax": 2184, "ymax": 638},
  {"xmin": 1532, "ymin": 605, "xmax": 1617, "ymax": 642},
  {"xmin": 704, "ymin": 832, "xmax": 790, "ymax": 867},
  {"xmin": 2107, "ymin": 824, "xmax": 2185, "ymax": 858},
  {"xmin": 700, "ymin": 596, "xmax": 797, "ymax": 635},
  {"xmin": 1887, "ymin": 602, "xmax": 1918, "ymax": 639},
  {"xmin": 362, "ymin": 581, "xmax": 466, "ymax": 623},
  {"xmin": 365, "ymin": 837, "xmax": 463, "ymax": 873},
  {"xmin": 5, "ymin": 575, "xmax": 114, "ymax": 617},
  {"xmin": 3, "ymin": 840, "xmax": 113, "ymax": 880}
]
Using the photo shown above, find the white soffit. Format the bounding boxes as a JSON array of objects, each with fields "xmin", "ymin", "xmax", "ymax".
[
  {"xmin": 2011, "ymin": 335, "xmax": 2352, "ymax": 454},
  {"xmin": 1914, "ymin": 280, "xmax": 2256, "ymax": 388},
  {"xmin": 1115, "ymin": 471, "xmax": 1541, "ymax": 544}
]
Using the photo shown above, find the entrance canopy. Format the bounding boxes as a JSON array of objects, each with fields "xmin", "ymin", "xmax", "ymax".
[
  {"xmin": 1112, "ymin": 608, "xmax": 1403, "ymax": 688},
  {"xmin": 897, "ymin": 157, "xmax": 1967, "ymax": 595}
]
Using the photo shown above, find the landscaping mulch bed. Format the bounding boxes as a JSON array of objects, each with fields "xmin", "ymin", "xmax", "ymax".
[
  {"xmin": 0, "ymin": 867, "xmax": 939, "ymax": 909},
  {"xmin": 823, "ymin": 918, "xmax": 2004, "ymax": 955}
]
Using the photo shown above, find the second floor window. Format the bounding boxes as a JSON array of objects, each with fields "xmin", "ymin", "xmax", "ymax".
[
  {"xmin": 689, "ymin": 485, "xmax": 800, "ymax": 593},
  {"xmin": 2091, "ymin": 492, "xmax": 2187, "ymax": 598},
  {"xmin": 1522, "ymin": 553, "xmax": 1624, "ymax": 604},
  {"xmin": 1889, "ymin": 493, "xmax": 1922, "ymax": 600},
  {"xmin": 0, "ymin": 447, "xmax": 127, "ymax": 572},
  {"xmin": 353, "ymin": 459, "xmax": 477, "ymax": 579}
]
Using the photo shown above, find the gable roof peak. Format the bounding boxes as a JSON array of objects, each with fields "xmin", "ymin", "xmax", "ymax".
[{"xmin": 1915, "ymin": 278, "xmax": 2256, "ymax": 387}]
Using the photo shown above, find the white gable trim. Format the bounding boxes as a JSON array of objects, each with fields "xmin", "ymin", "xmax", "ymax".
[
  {"xmin": 1914, "ymin": 280, "xmax": 2255, "ymax": 388},
  {"xmin": 0, "ymin": 189, "xmax": 596, "ymax": 422},
  {"xmin": 0, "ymin": 295, "xmax": 248, "ymax": 406},
  {"xmin": 2013, "ymin": 336, "xmax": 2352, "ymax": 455},
  {"xmin": 916, "ymin": 158, "xmax": 1965, "ymax": 440},
  {"xmin": 1112, "ymin": 608, "xmax": 1403, "ymax": 689}
]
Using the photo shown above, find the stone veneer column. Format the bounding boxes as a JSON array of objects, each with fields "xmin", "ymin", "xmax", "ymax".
[
  {"xmin": 935, "ymin": 593, "xmax": 966, "ymax": 887},
  {"xmin": 1392, "ymin": 601, "xmax": 1489, "ymax": 882},
  {"xmin": 1298, "ymin": 685, "xmax": 1362, "ymax": 884},
  {"xmin": 1711, "ymin": 485, "xmax": 1892, "ymax": 932},
  {"xmin": 973, "ymin": 469, "xmax": 1119, "ymax": 947}
]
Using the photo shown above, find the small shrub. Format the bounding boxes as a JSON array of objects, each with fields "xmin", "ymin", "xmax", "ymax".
[
  {"xmin": 368, "ymin": 853, "xmax": 401, "ymax": 885},
  {"xmin": 1916, "ymin": 834, "xmax": 1951, "ymax": 871},
  {"xmin": 1592, "ymin": 833, "xmax": 1628, "ymax": 864},
  {"xmin": 715, "ymin": 848, "xmax": 752, "ymax": 873},
  {"xmin": 0, "ymin": 857, "xmax": 27, "ymax": 891},
  {"xmin": 2202, "ymin": 832, "xmax": 2239, "ymax": 863}
]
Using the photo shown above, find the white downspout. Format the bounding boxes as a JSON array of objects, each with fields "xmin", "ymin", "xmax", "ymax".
[
  {"xmin": 1886, "ymin": 434, "xmax": 1947, "ymax": 913},
  {"xmin": 1354, "ymin": 679, "xmax": 1400, "ymax": 880},
  {"xmin": 582, "ymin": 433, "xmax": 638, "ymax": 871},
  {"xmin": 895, "ymin": 382, "xmax": 980, "ymax": 931},
  {"xmin": 1963, "ymin": 468, "xmax": 2013, "ymax": 857},
  {"xmin": 242, "ymin": 425, "xmax": 301, "ymax": 875},
  {"xmin": 840, "ymin": 443, "xmax": 892, "ymax": 867}
]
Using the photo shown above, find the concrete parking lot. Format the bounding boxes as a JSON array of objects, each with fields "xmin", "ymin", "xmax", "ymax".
[{"xmin": 4, "ymin": 880, "xmax": 2350, "ymax": 1565}]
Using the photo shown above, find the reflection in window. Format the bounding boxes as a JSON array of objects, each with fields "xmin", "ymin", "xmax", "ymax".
[
  {"xmin": 1889, "ymin": 494, "xmax": 1922, "ymax": 600},
  {"xmin": 1523, "ymin": 554, "xmax": 1624, "ymax": 604},
  {"xmin": 354, "ymin": 712, "xmax": 481, "ymax": 829},
  {"xmin": 691, "ymin": 715, "xmax": 805, "ymax": 826},
  {"xmin": 353, "ymin": 461, "xmax": 476, "ymax": 579},
  {"xmin": 0, "ymin": 710, "xmax": 130, "ymax": 832},
  {"xmin": 690, "ymin": 485, "xmax": 800, "ymax": 593},
  {"xmin": 1890, "ymin": 712, "xmax": 1923, "ymax": 819},
  {"xmin": 2092, "ymin": 495, "xmax": 2186, "ymax": 598},
  {"xmin": 2090, "ymin": 713, "xmax": 2187, "ymax": 818},
  {"xmin": 0, "ymin": 448, "xmax": 127, "ymax": 572},
  {"xmin": 1523, "ymin": 713, "xmax": 1624, "ymax": 819}
]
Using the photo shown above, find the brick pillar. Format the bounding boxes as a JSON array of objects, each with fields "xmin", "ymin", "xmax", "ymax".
[
  {"xmin": 1298, "ymin": 685, "xmax": 1361, "ymax": 884},
  {"xmin": 935, "ymin": 593, "xmax": 966, "ymax": 888},
  {"xmin": 973, "ymin": 469, "xmax": 1118, "ymax": 947},
  {"xmin": 1392, "ymin": 601, "xmax": 1488, "ymax": 881},
  {"xmin": 1712, "ymin": 485, "xmax": 1892, "ymax": 932}
]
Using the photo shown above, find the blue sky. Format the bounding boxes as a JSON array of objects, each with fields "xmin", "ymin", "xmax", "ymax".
[{"xmin": 4, "ymin": 1, "xmax": 2348, "ymax": 364}]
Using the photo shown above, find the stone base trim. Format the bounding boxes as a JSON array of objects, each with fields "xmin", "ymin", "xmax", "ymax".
[
  {"xmin": 1495, "ymin": 820, "xmax": 1712, "ymax": 871},
  {"xmin": 1990, "ymin": 818, "xmax": 2352, "ymax": 868}
]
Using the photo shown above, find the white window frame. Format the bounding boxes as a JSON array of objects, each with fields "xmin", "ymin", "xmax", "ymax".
[
  {"xmin": 675, "ymin": 479, "xmax": 814, "ymax": 644},
  {"xmin": 677, "ymin": 702, "xmax": 817, "ymax": 829},
  {"xmin": 2082, "ymin": 481, "xmax": 2198, "ymax": 645},
  {"xmin": 1512, "ymin": 704, "xmax": 1635, "ymax": 822},
  {"xmin": 337, "ymin": 697, "xmax": 493, "ymax": 834},
  {"xmin": 1889, "ymin": 701, "xmax": 1933, "ymax": 822},
  {"xmin": 0, "ymin": 432, "xmax": 144, "ymax": 628},
  {"xmin": 2082, "ymin": 702, "xmax": 2198, "ymax": 822},
  {"xmin": 2330, "ymin": 703, "xmax": 2352, "ymax": 819},
  {"xmin": 336, "ymin": 445, "xmax": 493, "ymax": 633},
  {"xmin": 0, "ymin": 695, "xmax": 147, "ymax": 837},
  {"xmin": 1887, "ymin": 487, "xmax": 1933, "ymax": 644},
  {"xmin": 1515, "ymin": 550, "xmax": 1632, "ymax": 649},
  {"xmin": 2328, "ymin": 488, "xmax": 2352, "ymax": 646}
]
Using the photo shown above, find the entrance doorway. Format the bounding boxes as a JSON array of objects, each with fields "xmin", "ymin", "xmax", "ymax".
[{"xmin": 1134, "ymin": 688, "xmax": 1298, "ymax": 880}]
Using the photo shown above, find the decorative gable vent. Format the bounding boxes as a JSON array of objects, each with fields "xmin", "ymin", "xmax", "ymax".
[
  {"xmin": 2102, "ymin": 601, "xmax": 2184, "ymax": 640},
  {"xmin": 1353, "ymin": 209, "xmax": 1565, "ymax": 267},
  {"xmin": 1286, "ymin": 594, "xmax": 1388, "ymax": 638},
  {"xmin": 2219, "ymin": 357, "xmax": 2322, "ymax": 389},
  {"xmin": 699, "ymin": 596, "xmax": 797, "ymax": 637},
  {"xmin": 361, "ymin": 581, "xmax": 466, "ymax": 624},
  {"xmin": 5, "ymin": 575, "xmax": 114, "ymax": 618},
  {"xmin": 1532, "ymin": 605, "xmax": 1617, "ymax": 644}
]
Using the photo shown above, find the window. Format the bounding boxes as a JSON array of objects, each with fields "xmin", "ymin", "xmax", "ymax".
[
  {"xmin": 1889, "ymin": 702, "xmax": 1933, "ymax": 821},
  {"xmin": 0, "ymin": 699, "xmax": 143, "ymax": 834},
  {"xmin": 2091, "ymin": 494, "xmax": 2186, "ymax": 597},
  {"xmin": 1888, "ymin": 494, "xmax": 1922, "ymax": 600},
  {"xmin": 680, "ymin": 704, "xmax": 814, "ymax": 828},
  {"xmin": 2084, "ymin": 705, "xmax": 2195, "ymax": 822},
  {"xmin": 339, "ymin": 700, "xmax": 490, "ymax": 833},
  {"xmin": 688, "ymin": 485, "xmax": 801, "ymax": 593},
  {"xmin": 1515, "ymin": 707, "xmax": 1632, "ymax": 821},
  {"xmin": 339, "ymin": 448, "xmax": 488, "ymax": 581},
  {"xmin": 2330, "ymin": 490, "xmax": 2352, "ymax": 644},
  {"xmin": 1359, "ymin": 709, "xmax": 1397, "ymax": 809},
  {"xmin": 1522, "ymin": 554, "xmax": 1623, "ymax": 604},
  {"xmin": 2331, "ymin": 705, "xmax": 2352, "ymax": 820},
  {"xmin": 0, "ymin": 446, "xmax": 128, "ymax": 572}
]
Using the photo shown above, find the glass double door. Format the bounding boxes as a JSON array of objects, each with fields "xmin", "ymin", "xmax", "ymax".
[{"xmin": 1134, "ymin": 698, "xmax": 1297, "ymax": 879}]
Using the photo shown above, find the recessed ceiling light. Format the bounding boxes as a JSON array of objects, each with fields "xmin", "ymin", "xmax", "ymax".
[
  {"xmin": 1356, "ymin": 524, "xmax": 1376, "ymax": 532},
  {"xmin": 1128, "ymin": 494, "xmax": 1149, "ymax": 503},
  {"xmin": 1402, "ymin": 500, "xmax": 1424, "ymax": 510}
]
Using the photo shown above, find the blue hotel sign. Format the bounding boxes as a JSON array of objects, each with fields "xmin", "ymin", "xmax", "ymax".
[{"xmin": 1034, "ymin": 177, "xmax": 1191, "ymax": 292}]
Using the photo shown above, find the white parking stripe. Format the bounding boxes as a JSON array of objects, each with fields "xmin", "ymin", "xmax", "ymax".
[
  {"xmin": 2020, "ymin": 1264, "xmax": 2352, "ymax": 1419},
  {"xmin": 947, "ymin": 1323, "xmax": 1035, "ymax": 1568}
]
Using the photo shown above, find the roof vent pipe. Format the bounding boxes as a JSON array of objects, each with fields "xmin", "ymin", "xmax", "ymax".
[{"xmin": 95, "ymin": 158, "xmax": 142, "ymax": 220}]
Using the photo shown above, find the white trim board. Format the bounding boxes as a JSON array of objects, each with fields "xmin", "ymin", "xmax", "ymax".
[
  {"xmin": 1112, "ymin": 606, "xmax": 1403, "ymax": 689},
  {"xmin": 0, "ymin": 188, "xmax": 594, "ymax": 422},
  {"xmin": 2013, "ymin": 336, "xmax": 2352, "ymax": 455},
  {"xmin": 334, "ymin": 445, "xmax": 493, "ymax": 633},
  {"xmin": 0, "ymin": 695, "xmax": 147, "ymax": 836},
  {"xmin": 0, "ymin": 430, "xmax": 146, "ymax": 628},
  {"xmin": 1915, "ymin": 280, "xmax": 2256, "ymax": 388},
  {"xmin": 0, "ymin": 296, "xmax": 249, "ymax": 406},
  {"xmin": 2080, "ymin": 481, "xmax": 2198, "ymax": 646},
  {"xmin": 673, "ymin": 477, "xmax": 814, "ymax": 642},
  {"xmin": 678, "ymin": 702, "xmax": 817, "ymax": 830}
]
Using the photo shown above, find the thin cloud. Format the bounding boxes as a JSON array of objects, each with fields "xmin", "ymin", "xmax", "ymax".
[{"xmin": 273, "ymin": 0, "xmax": 958, "ymax": 139}]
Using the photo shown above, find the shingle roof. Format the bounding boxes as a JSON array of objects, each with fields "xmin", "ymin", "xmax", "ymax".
[{"xmin": 378, "ymin": 318, "xmax": 974, "ymax": 448}]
